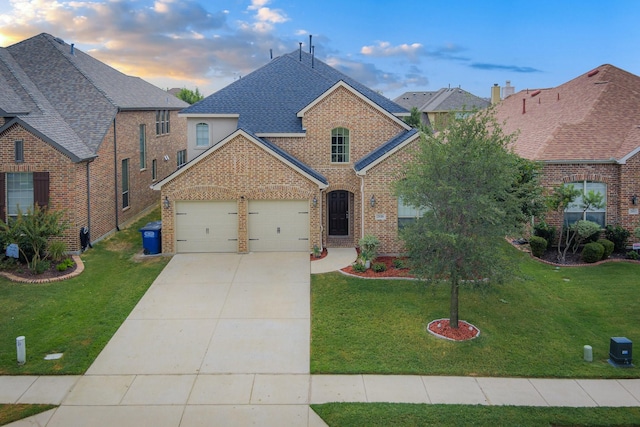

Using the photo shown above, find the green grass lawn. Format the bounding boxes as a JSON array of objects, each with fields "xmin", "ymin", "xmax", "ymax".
[
  {"xmin": 311, "ymin": 242, "xmax": 640, "ymax": 378},
  {"xmin": 311, "ymin": 403, "xmax": 640, "ymax": 427},
  {"xmin": 0, "ymin": 209, "xmax": 169, "ymax": 375}
]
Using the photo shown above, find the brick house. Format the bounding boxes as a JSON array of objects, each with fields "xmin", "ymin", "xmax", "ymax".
[
  {"xmin": 0, "ymin": 33, "xmax": 188, "ymax": 252},
  {"xmin": 152, "ymin": 49, "xmax": 420, "ymax": 254},
  {"xmin": 493, "ymin": 64, "xmax": 640, "ymax": 239}
]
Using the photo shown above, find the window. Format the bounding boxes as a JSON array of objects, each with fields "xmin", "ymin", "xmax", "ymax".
[
  {"xmin": 7, "ymin": 173, "xmax": 33, "ymax": 216},
  {"xmin": 156, "ymin": 110, "xmax": 170, "ymax": 135},
  {"xmin": 196, "ymin": 123, "xmax": 209, "ymax": 147},
  {"xmin": 397, "ymin": 197, "xmax": 427, "ymax": 229},
  {"xmin": 122, "ymin": 159, "xmax": 130, "ymax": 209},
  {"xmin": 152, "ymin": 159, "xmax": 157, "ymax": 181},
  {"xmin": 564, "ymin": 181, "xmax": 606, "ymax": 227},
  {"xmin": 14, "ymin": 140, "xmax": 24, "ymax": 163},
  {"xmin": 139, "ymin": 124, "xmax": 146, "ymax": 169},
  {"xmin": 331, "ymin": 127, "xmax": 350, "ymax": 163},
  {"xmin": 177, "ymin": 149, "xmax": 186, "ymax": 168}
]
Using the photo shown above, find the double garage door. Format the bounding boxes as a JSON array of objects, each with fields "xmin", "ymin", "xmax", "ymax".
[{"xmin": 175, "ymin": 200, "xmax": 309, "ymax": 253}]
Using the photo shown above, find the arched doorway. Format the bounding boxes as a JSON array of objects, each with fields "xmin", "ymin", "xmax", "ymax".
[{"xmin": 328, "ymin": 190, "xmax": 350, "ymax": 236}]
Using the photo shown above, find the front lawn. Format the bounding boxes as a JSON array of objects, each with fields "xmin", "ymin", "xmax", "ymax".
[
  {"xmin": 0, "ymin": 209, "xmax": 169, "ymax": 375},
  {"xmin": 311, "ymin": 242, "xmax": 640, "ymax": 378}
]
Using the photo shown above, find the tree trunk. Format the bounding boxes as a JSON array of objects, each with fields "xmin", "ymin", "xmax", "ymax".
[{"xmin": 450, "ymin": 276, "xmax": 459, "ymax": 329}]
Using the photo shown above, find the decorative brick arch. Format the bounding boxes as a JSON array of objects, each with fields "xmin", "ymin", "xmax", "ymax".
[
  {"xmin": 167, "ymin": 185, "xmax": 238, "ymax": 201},
  {"xmin": 562, "ymin": 173, "xmax": 610, "ymax": 184},
  {"xmin": 325, "ymin": 183, "xmax": 360, "ymax": 195},
  {"xmin": 244, "ymin": 185, "xmax": 315, "ymax": 200}
]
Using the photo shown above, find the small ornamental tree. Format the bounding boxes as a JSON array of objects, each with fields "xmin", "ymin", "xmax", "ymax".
[
  {"xmin": 0, "ymin": 205, "xmax": 69, "ymax": 273},
  {"xmin": 395, "ymin": 109, "xmax": 534, "ymax": 328},
  {"xmin": 176, "ymin": 87, "xmax": 204, "ymax": 104}
]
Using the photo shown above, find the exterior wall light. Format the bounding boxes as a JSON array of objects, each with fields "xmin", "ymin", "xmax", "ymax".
[
  {"xmin": 313, "ymin": 196, "xmax": 317, "ymax": 208},
  {"xmin": 163, "ymin": 196, "xmax": 170, "ymax": 209},
  {"xmin": 370, "ymin": 195, "xmax": 376, "ymax": 207},
  {"xmin": 632, "ymin": 195, "xmax": 638, "ymax": 205}
]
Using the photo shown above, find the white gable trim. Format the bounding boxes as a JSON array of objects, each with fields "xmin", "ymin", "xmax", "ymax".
[
  {"xmin": 618, "ymin": 146, "xmax": 640, "ymax": 164},
  {"xmin": 151, "ymin": 129, "xmax": 327, "ymax": 190},
  {"xmin": 297, "ymin": 80, "xmax": 411, "ymax": 130},
  {"xmin": 178, "ymin": 113, "xmax": 240, "ymax": 118},
  {"xmin": 355, "ymin": 132, "xmax": 421, "ymax": 176}
]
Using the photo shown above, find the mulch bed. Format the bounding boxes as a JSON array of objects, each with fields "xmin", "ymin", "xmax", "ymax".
[
  {"xmin": 341, "ymin": 256, "xmax": 415, "ymax": 278},
  {"xmin": 427, "ymin": 319, "xmax": 480, "ymax": 341},
  {"xmin": 1, "ymin": 258, "xmax": 79, "ymax": 283},
  {"xmin": 310, "ymin": 248, "xmax": 328, "ymax": 261}
]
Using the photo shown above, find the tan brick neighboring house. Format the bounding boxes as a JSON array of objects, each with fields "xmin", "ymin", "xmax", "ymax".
[
  {"xmin": 152, "ymin": 50, "xmax": 420, "ymax": 254},
  {"xmin": 0, "ymin": 33, "xmax": 188, "ymax": 252},
  {"xmin": 493, "ymin": 64, "xmax": 640, "ymax": 239}
]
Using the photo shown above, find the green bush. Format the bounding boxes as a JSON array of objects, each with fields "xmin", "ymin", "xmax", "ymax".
[
  {"xmin": 392, "ymin": 258, "xmax": 406, "ymax": 269},
  {"xmin": 352, "ymin": 263, "xmax": 367, "ymax": 273},
  {"xmin": 597, "ymin": 238, "xmax": 614, "ymax": 259},
  {"xmin": 605, "ymin": 225, "xmax": 630, "ymax": 252},
  {"xmin": 33, "ymin": 259, "xmax": 51, "ymax": 274},
  {"xmin": 533, "ymin": 220, "xmax": 556, "ymax": 245},
  {"xmin": 372, "ymin": 262, "xmax": 387, "ymax": 272},
  {"xmin": 358, "ymin": 234, "xmax": 380, "ymax": 263},
  {"xmin": 627, "ymin": 250, "xmax": 639, "ymax": 260},
  {"xmin": 529, "ymin": 236, "xmax": 547, "ymax": 258},
  {"xmin": 581, "ymin": 242, "xmax": 604, "ymax": 263},
  {"xmin": 47, "ymin": 240, "xmax": 67, "ymax": 262},
  {"xmin": 56, "ymin": 257, "xmax": 74, "ymax": 271}
]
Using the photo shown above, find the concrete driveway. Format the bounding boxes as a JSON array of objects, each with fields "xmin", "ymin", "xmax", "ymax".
[{"xmin": 43, "ymin": 252, "xmax": 326, "ymax": 427}]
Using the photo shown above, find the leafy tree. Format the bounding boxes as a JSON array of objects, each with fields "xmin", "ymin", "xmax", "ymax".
[
  {"xmin": 403, "ymin": 107, "xmax": 422, "ymax": 128},
  {"xmin": 395, "ymin": 109, "xmax": 531, "ymax": 328},
  {"xmin": 0, "ymin": 205, "xmax": 69, "ymax": 273},
  {"xmin": 176, "ymin": 87, "xmax": 204, "ymax": 104}
]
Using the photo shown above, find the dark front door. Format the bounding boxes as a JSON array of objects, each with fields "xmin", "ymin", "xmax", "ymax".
[{"xmin": 329, "ymin": 191, "xmax": 349, "ymax": 235}]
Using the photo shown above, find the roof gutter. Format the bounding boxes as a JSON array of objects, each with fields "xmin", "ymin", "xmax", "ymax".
[
  {"xmin": 113, "ymin": 115, "xmax": 120, "ymax": 232},
  {"xmin": 542, "ymin": 159, "xmax": 620, "ymax": 165}
]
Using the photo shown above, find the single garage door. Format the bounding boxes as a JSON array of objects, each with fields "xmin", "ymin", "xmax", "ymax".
[
  {"xmin": 175, "ymin": 201, "xmax": 238, "ymax": 253},
  {"xmin": 248, "ymin": 200, "xmax": 309, "ymax": 252}
]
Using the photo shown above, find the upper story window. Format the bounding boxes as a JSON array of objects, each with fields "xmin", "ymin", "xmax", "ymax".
[
  {"xmin": 331, "ymin": 127, "xmax": 350, "ymax": 163},
  {"xmin": 14, "ymin": 140, "xmax": 24, "ymax": 163},
  {"xmin": 564, "ymin": 181, "xmax": 606, "ymax": 227},
  {"xmin": 156, "ymin": 110, "xmax": 170, "ymax": 135},
  {"xmin": 196, "ymin": 123, "xmax": 209, "ymax": 147},
  {"xmin": 177, "ymin": 149, "xmax": 187, "ymax": 168},
  {"xmin": 139, "ymin": 124, "xmax": 147, "ymax": 170}
]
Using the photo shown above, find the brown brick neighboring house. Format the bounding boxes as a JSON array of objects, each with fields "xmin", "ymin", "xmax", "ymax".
[
  {"xmin": 494, "ymin": 64, "xmax": 640, "ymax": 240},
  {"xmin": 152, "ymin": 50, "xmax": 420, "ymax": 254},
  {"xmin": 0, "ymin": 33, "xmax": 188, "ymax": 252}
]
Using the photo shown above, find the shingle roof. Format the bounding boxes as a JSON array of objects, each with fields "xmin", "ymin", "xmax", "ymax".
[
  {"xmin": 181, "ymin": 50, "xmax": 408, "ymax": 134},
  {"xmin": 394, "ymin": 88, "xmax": 490, "ymax": 112},
  {"xmin": 354, "ymin": 128, "xmax": 420, "ymax": 173},
  {"xmin": 493, "ymin": 64, "xmax": 640, "ymax": 162},
  {"xmin": 1, "ymin": 33, "xmax": 188, "ymax": 162}
]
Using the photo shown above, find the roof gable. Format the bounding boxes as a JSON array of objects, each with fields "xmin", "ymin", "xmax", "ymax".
[
  {"xmin": 394, "ymin": 88, "xmax": 490, "ymax": 112},
  {"xmin": 494, "ymin": 64, "xmax": 640, "ymax": 162},
  {"xmin": 152, "ymin": 128, "xmax": 328, "ymax": 190},
  {"xmin": 354, "ymin": 128, "xmax": 420, "ymax": 174},
  {"xmin": 180, "ymin": 50, "xmax": 408, "ymax": 134}
]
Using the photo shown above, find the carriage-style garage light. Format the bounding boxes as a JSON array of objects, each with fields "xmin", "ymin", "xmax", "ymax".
[
  {"xmin": 370, "ymin": 195, "xmax": 376, "ymax": 207},
  {"xmin": 163, "ymin": 196, "xmax": 170, "ymax": 209},
  {"xmin": 313, "ymin": 196, "xmax": 317, "ymax": 208},
  {"xmin": 632, "ymin": 195, "xmax": 638, "ymax": 206}
]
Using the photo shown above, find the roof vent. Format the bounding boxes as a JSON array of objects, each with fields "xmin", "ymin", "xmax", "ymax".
[
  {"xmin": 530, "ymin": 90, "xmax": 541, "ymax": 97},
  {"xmin": 53, "ymin": 37, "xmax": 65, "ymax": 45},
  {"xmin": 588, "ymin": 69, "xmax": 600, "ymax": 77}
]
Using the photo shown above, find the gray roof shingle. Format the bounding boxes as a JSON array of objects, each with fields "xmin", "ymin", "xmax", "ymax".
[
  {"xmin": 354, "ymin": 128, "xmax": 419, "ymax": 172},
  {"xmin": 181, "ymin": 50, "xmax": 408, "ymax": 134},
  {"xmin": 394, "ymin": 88, "xmax": 490, "ymax": 112},
  {"xmin": 2, "ymin": 33, "xmax": 189, "ymax": 161}
]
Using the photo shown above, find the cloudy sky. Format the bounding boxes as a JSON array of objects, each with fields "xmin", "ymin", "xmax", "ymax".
[{"xmin": 1, "ymin": 0, "xmax": 638, "ymax": 100}]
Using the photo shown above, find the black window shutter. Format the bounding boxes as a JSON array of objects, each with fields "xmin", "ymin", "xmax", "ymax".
[
  {"xmin": 0, "ymin": 173, "xmax": 5, "ymax": 221},
  {"xmin": 33, "ymin": 172, "xmax": 49, "ymax": 208}
]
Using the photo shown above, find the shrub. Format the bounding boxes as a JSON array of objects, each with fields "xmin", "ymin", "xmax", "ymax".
[
  {"xmin": 581, "ymin": 242, "xmax": 604, "ymax": 263},
  {"xmin": 533, "ymin": 221, "xmax": 556, "ymax": 245},
  {"xmin": 56, "ymin": 257, "xmax": 74, "ymax": 271},
  {"xmin": 372, "ymin": 262, "xmax": 387, "ymax": 273},
  {"xmin": 392, "ymin": 258, "xmax": 406, "ymax": 269},
  {"xmin": 33, "ymin": 259, "xmax": 51, "ymax": 274},
  {"xmin": 529, "ymin": 236, "xmax": 547, "ymax": 258},
  {"xmin": 47, "ymin": 240, "xmax": 67, "ymax": 262},
  {"xmin": 597, "ymin": 238, "xmax": 614, "ymax": 259},
  {"xmin": 358, "ymin": 234, "xmax": 380, "ymax": 263},
  {"xmin": 570, "ymin": 220, "xmax": 601, "ymax": 253},
  {"xmin": 352, "ymin": 263, "xmax": 367, "ymax": 273},
  {"xmin": 627, "ymin": 250, "xmax": 639, "ymax": 260},
  {"xmin": 605, "ymin": 225, "xmax": 630, "ymax": 252}
]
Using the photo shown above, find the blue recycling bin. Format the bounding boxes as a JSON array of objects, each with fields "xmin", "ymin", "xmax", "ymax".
[{"xmin": 139, "ymin": 221, "xmax": 162, "ymax": 255}]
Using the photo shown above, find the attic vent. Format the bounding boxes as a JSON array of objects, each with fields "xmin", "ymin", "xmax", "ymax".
[
  {"xmin": 53, "ymin": 37, "xmax": 65, "ymax": 45},
  {"xmin": 588, "ymin": 69, "xmax": 599, "ymax": 77},
  {"xmin": 594, "ymin": 81, "xmax": 610, "ymax": 85},
  {"xmin": 530, "ymin": 90, "xmax": 541, "ymax": 97}
]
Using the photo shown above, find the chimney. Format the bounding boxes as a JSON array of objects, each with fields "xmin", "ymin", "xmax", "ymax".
[
  {"xmin": 491, "ymin": 83, "xmax": 501, "ymax": 104},
  {"xmin": 70, "ymin": 43, "xmax": 74, "ymax": 55},
  {"xmin": 502, "ymin": 80, "xmax": 515, "ymax": 98}
]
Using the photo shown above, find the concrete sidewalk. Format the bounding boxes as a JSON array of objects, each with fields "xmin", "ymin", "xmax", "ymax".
[{"xmin": 3, "ymin": 249, "xmax": 640, "ymax": 426}]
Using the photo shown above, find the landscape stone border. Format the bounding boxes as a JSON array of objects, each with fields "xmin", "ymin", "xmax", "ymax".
[{"xmin": 0, "ymin": 255, "xmax": 84, "ymax": 284}]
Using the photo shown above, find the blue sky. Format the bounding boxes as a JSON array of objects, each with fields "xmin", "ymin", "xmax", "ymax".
[{"xmin": 1, "ymin": 0, "xmax": 638, "ymax": 100}]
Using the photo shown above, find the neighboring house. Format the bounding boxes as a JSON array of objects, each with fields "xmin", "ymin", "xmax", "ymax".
[
  {"xmin": 394, "ymin": 87, "xmax": 490, "ymax": 129},
  {"xmin": 0, "ymin": 33, "xmax": 188, "ymax": 252},
  {"xmin": 493, "ymin": 64, "xmax": 640, "ymax": 237},
  {"xmin": 152, "ymin": 49, "xmax": 421, "ymax": 254}
]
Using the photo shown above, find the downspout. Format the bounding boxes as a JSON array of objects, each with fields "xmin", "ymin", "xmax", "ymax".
[
  {"xmin": 86, "ymin": 161, "xmax": 91, "ymax": 237},
  {"xmin": 359, "ymin": 174, "xmax": 365, "ymax": 241},
  {"xmin": 113, "ymin": 115, "xmax": 120, "ymax": 231},
  {"xmin": 319, "ymin": 188, "xmax": 325, "ymax": 251}
]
